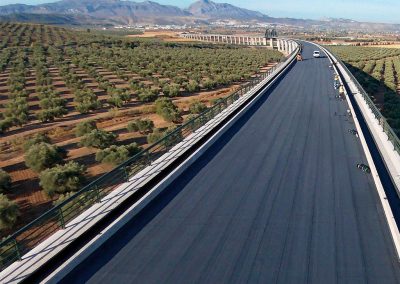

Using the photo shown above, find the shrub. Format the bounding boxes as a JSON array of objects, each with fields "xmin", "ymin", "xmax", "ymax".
[
  {"xmin": 24, "ymin": 143, "xmax": 67, "ymax": 172},
  {"xmin": 37, "ymin": 91, "xmax": 68, "ymax": 122},
  {"xmin": 4, "ymin": 97, "xmax": 29, "ymax": 126},
  {"xmin": 75, "ymin": 120, "xmax": 97, "ymax": 137},
  {"xmin": 107, "ymin": 95, "xmax": 123, "ymax": 108},
  {"xmin": 23, "ymin": 133, "xmax": 51, "ymax": 152},
  {"xmin": 95, "ymin": 143, "xmax": 142, "ymax": 165},
  {"xmin": 107, "ymin": 87, "xmax": 131, "ymax": 108},
  {"xmin": 137, "ymin": 89, "xmax": 157, "ymax": 103},
  {"xmin": 163, "ymin": 126, "xmax": 183, "ymax": 147},
  {"xmin": 146, "ymin": 127, "xmax": 182, "ymax": 147},
  {"xmin": 202, "ymin": 78, "xmax": 216, "ymax": 90},
  {"xmin": 37, "ymin": 106, "xmax": 68, "ymax": 122},
  {"xmin": 0, "ymin": 169, "xmax": 11, "ymax": 193},
  {"xmin": 155, "ymin": 98, "xmax": 181, "ymax": 123},
  {"xmin": 39, "ymin": 161, "xmax": 86, "ymax": 197},
  {"xmin": 185, "ymin": 114, "xmax": 206, "ymax": 131},
  {"xmin": 53, "ymin": 192, "xmax": 75, "ymax": 206},
  {"xmin": 147, "ymin": 129, "xmax": 164, "ymax": 145},
  {"xmin": 186, "ymin": 80, "xmax": 200, "ymax": 92},
  {"xmin": 79, "ymin": 129, "xmax": 117, "ymax": 149},
  {"xmin": 74, "ymin": 89, "xmax": 101, "ymax": 114},
  {"xmin": 127, "ymin": 121, "xmax": 139, "ymax": 132},
  {"xmin": 163, "ymin": 83, "xmax": 180, "ymax": 97},
  {"xmin": 0, "ymin": 194, "xmax": 19, "ymax": 229},
  {"xmin": 189, "ymin": 101, "xmax": 207, "ymax": 114},
  {"xmin": 128, "ymin": 119, "xmax": 154, "ymax": 134},
  {"xmin": 0, "ymin": 118, "xmax": 13, "ymax": 134}
]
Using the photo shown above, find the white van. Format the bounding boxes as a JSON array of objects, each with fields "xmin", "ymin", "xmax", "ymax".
[{"xmin": 313, "ymin": 51, "xmax": 321, "ymax": 58}]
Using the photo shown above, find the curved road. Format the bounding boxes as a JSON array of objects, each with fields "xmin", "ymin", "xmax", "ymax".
[{"xmin": 61, "ymin": 43, "xmax": 400, "ymax": 283}]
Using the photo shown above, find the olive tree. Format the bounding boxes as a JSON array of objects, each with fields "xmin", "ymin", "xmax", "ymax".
[
  {"xmin": 79, "ymin": 129, "xmax": 117, "ymax": 149},
  {"xmin": 155, "ymin": 98, "xmax": 181, "ymax": 123},
  {"xmin": 137, "ymin": 89, "xmax": 157, "ymax": 103},
  {"xmin": 95, "ymin": 143, "xmax": 142, "ymax": 165},
  {"xmin": 75, "ymin": 120, "xmax": 97, "ymax": 137},
  {"xmin": 146, "ymin": 127, "xmax": 182, "ymax": 147},
  {"xmin": 147, "ymin": 129, "xmax": 164, "ymax": 145},
  {"xmin": 0, "ymin": 169, "xmax": 11, "ymax": 193},
  {"xmin": 189, "ymin": 101, "xmax": 207, "ymax": 114},
  {"xmin": 162, "ymin": 126, "xmax": 183, "ymax": 147},
  {"xmin": 0, "ymin": 194, "xmax": 19, "ymax": 229},
  {"xmin": 23, "ymin": 133, "xmax": 51, "ymax": 152},
  {"xmin": 186, "ymin": 80, "xmax": 200, "ymax": 92},
  {"xmin": 127, "ymin": 119, "xmax": 154, "ymax": 134},
  {"xmin": 0, "ymin": 118, "xmax": 13, "ymax": 134},
  {"xmin": 74, "ymin": 89, "xmax": 101, "ymax": 114},
  {"xmin": 39, "ymin": 161, "xmax": 86, "ymax": 197},
  {"xmin": 24, "ymin": 143, "xmax": 67, "ymax": 172},
  {"xmin": 163, "ymin": 83, "xmax": 180, "ymax": 97}
]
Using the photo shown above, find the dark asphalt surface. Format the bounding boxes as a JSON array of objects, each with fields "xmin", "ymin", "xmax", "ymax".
[{"xmin": 61, "ymin": 43, "xmax": 400, "ymax": 283}]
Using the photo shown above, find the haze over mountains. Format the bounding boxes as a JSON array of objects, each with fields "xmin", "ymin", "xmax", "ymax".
[{"xmin": 0, "ymin": 0, "xmax": 399, "ymax": 32}]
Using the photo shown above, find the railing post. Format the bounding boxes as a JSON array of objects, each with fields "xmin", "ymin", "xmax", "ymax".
[
  {"xmin": 123, "ymin": 166, "xmax": 129, "ymax": 182},
  {"xmin": 94, "ymin": 185, "xmax": 101, "ymax": 203},
  {"xmin": 379, "ymin": 117, "xmax": 385, "ymax": 128},
  {"xmin": 59, "ymin": 208, "xmax": 66, "ymax": 229},
  {"xmin": 145, "ymin": 150, "xmax": 151, "ymax": 166},
  {"xmin": 13, "ymin": 238, "xmax": 21, "ymax": 261}
]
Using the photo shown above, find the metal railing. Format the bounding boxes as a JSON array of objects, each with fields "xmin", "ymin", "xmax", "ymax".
[
  {"xmin": 0, "ymin": 47, "xmax": 298, "ymax": 271},
  {"xmin": 329, "ymin": 51, "xmax": 400, "ymax": 154}
]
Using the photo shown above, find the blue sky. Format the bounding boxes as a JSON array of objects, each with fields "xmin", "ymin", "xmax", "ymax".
[{"xmin": 1, "ymin": 0, "xmax": 399, "ymax": 24}]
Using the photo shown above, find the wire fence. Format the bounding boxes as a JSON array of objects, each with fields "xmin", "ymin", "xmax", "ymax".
[{"xmin": 0, "ymin": 47, "xmax": 297, "ymax": 272}]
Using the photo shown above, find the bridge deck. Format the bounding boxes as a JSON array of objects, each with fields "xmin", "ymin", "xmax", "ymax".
[{"xmin": 61, "ymin": 43, "xmax": 400, "ymax": 283}]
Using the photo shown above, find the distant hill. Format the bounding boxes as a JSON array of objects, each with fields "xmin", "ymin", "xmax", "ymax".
[
  {"xmin": 0, "ymin": 0, "xmax": 399, "ymax": 32},
  {"xmin": 0, "ymin": 0, "xmax": 269, "ymax": 25},
  {"xmin": 0, "ymin": 0, "xmax": 193, "ymax": 25},
  {"xmin": 0, "ymin": 13, "xmax": 79, "ymax": 25},
  {"xmin": 0, "ymin": 12, "xmax": 117, "ymax": 26},
  {"xmin": 187, "ymin": 0, "xmax": 268, "ymax": 21}
]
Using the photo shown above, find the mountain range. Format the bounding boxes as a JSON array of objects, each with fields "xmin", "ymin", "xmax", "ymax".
[{"xmin": 0, "ymin": 0, "xmax": 399, "ymax": 32}]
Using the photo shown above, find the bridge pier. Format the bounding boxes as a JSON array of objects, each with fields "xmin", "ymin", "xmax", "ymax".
[{"xmin": 180, "ymin": 33, "xmax": 297, "ymax": 51}]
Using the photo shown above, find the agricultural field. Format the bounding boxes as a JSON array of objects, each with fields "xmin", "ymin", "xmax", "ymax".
[
  {"xmin": 0, "ymin": 22, "xmax": 283, "ymax": 236},
  {"xmin": 328, "ymin": 46, "xmax": 400, "ymax": 135}
]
